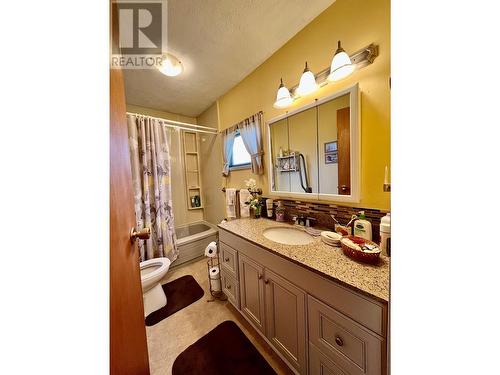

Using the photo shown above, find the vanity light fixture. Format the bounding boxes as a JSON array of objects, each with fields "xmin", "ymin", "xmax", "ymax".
[
  {"xmin": 272, "ymin": 43, "xmax": 378, "ymax": 110},
  {"xmin": 158, "ymin": 53, "xmax": 183, "ymax": 77},
  {"xmin": 273, "ymin": 78, "xmax": 294, "ymax": 109},
  {"xmin": 295, "ymin": 62, "xmax": 319, "ymax": 96},
  {"xmin": 328, "ymin": 40, "xmax": 355, "ymax": 82}
]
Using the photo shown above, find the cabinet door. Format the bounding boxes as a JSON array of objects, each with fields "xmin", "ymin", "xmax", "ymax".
[
  {"xmin": 264, "ymin": 269, "xmax": 307, "ymax": 374},
  {"xmin": 239, "ymin": 253, "xmax": 266, "ymax": 333}
]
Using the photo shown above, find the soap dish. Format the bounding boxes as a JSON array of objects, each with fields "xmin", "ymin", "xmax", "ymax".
[{"xmin": 320, "ymin": 231, "xmax": 342, "ymax": 247}]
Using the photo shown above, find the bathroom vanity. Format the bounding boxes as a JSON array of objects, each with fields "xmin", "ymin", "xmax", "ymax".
[{"xmin": 218, "ymin": 218, "xmax": 389, "ymax": 375}]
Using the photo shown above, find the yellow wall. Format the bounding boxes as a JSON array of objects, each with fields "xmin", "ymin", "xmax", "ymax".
[{"xmin": 217, "ymin": 0, "xmax": 390, "ymax": 210}]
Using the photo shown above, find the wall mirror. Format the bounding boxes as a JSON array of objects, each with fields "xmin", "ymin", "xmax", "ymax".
[{"xmin": 267, "ymin": 83, "xmax": 360, "ymax": 202}]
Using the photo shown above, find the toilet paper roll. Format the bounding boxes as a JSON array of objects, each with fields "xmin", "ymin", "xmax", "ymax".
[
  {"xmin": 209, "ymin": 266, "xmax": 220, "ymax": 279},
  {"xmin": 210, "ymin": 277, "xmax": 221, "ymax": 292},
  {"xmin": 204, "ymin": 241, "xmax": 218, "ymax": 258}
]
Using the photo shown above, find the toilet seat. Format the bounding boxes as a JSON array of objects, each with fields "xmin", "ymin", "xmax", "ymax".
[{"xmin": 140, "ymin": 257, "xmax": 171, "ymax": 284}]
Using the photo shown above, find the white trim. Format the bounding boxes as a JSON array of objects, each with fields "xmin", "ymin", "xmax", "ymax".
[{"xmin": 266, "ymin": 83, "xmax": 361, "ymax": 203}]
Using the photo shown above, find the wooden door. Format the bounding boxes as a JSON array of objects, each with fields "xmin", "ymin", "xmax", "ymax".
[
  {"xmin": 110, "ymin": 3, "xmax": 150, "ymax": 374},
  {"xmin": 264, "ymin": 269, "xmax": 307, "ymax": 374},
  {"xmin": 238, "ymin": 253, "xmax": 266, "ymax": 334},
  {"xmin": 337, "ymin": 107, "xmax": 351, "ymax": 195}
]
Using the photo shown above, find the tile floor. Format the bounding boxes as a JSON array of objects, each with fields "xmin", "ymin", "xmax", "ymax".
[{"xmin": 146, "ymin": 257, "xmax": 294, "ymax": 375}]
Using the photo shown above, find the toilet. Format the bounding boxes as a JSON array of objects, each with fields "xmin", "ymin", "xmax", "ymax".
[{"xmin": 140, "ymin": 257, "xmax": 171, "ymax": 317}]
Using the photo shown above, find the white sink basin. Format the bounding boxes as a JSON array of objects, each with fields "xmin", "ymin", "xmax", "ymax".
[{"xmin": 263, "ymin": 227, "xmax": 314, "ymax": 245}]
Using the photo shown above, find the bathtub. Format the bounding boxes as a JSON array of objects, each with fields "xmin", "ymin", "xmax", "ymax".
[{"xmin": 172, "ymin": 221, "xmax": 218, "ymax": 267}]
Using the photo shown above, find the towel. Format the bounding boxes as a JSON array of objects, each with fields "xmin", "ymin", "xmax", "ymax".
[
  {"xmin": 239, "ymin": 189, "xmax": 252, "ymax": 218},
  {"xmin": 225, "ymin": 188, "xmax": 237, "ymax": 219}
]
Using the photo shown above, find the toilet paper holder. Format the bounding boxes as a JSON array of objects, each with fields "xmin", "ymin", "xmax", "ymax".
[{"xmin": 206, "ymin": 241, "xmax": 227, "ymax": 302}]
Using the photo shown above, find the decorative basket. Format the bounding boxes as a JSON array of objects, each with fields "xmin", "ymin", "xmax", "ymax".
[{"xmin": 340, "ymin": 236, "xmax": 381, "ymax": 265}]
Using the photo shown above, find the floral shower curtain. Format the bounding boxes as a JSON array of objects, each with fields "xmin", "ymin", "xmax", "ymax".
[{"xmin": 127, "ymin": 114, "xmax": 178, "ymax": 262}]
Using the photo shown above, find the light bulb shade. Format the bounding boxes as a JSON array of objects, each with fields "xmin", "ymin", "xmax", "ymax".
[
  {"xmin": 328, "ymin": 46, "xmax": 354, "ymax": 81},
  {"xmin": 159, "ymin": 54, "xmax": 183, "ymax": 76},
  {"xmin": 296, "ymin": 70, "xmax": 318, "ymax": 96},
  {"xmin": 273, "ymin": 83, "xmax": 293, "ymax": 109}
]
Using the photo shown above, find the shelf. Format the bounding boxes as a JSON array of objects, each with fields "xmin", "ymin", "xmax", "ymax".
[
  {"xmin": 276, "ymin": 154, "xmax": 298, "ymax": 160},
  {"xmin": 278, "ymin": 169, "xmax": 299, "ymax": 173},
  {"xmin": 183, "ymin": 131, "xmax": 203, "ymax": 210}
]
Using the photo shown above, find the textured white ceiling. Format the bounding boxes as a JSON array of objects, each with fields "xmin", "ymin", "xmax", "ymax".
[{"xmin": 123, "ymin": 0, "xmax": 335, "ymax": 117}]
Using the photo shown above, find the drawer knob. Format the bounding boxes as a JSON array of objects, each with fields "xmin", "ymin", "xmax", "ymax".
[
  {"xmin": 335, "ymin": 336, "xmax": 344, "ymax": 347},
  {"xmin": 258, "ymin": 274, "xmax": 262, "ymax": 280},
  {"xmin": 264, "ymin": 279, "xmax": 269, "ymax": 284},
  {"xmin": 225, "ymin": 257, "xmax": 230, "ymax": 262},
  {"xmin": 226, "ymin": 284, "xmax": 231, "ymax": 290}
]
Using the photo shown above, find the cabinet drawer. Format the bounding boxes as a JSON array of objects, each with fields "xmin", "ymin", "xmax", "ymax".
[
  {"xmin": 220, "ymin": 242, "xmax": 238, "ymax": 278},
  {"xmin": 309, "ymin": 342, "xmax": 348, "ymax": 375},
  {"xmin": 221, "ymin": 270, "xmax": 240, "ymax": 309},
  {"xmin": 308, "ymin": 295, "xmax": 384, "ymax": 375}
]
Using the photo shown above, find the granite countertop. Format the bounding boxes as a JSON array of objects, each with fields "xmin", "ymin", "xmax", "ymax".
[{"xmin": 218, "ymin": 218, "xmax": 389, "ymax": 302}]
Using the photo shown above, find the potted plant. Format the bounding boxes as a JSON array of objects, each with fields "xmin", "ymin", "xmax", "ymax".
[{"xmin": 245, "ymin": 179, "xmax": 262, "ymax": 218}]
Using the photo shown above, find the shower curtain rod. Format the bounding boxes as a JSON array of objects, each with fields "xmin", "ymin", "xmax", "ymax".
[{"xmin": 126, "ymin": 112, "xmax": 218, "ymax": 135}]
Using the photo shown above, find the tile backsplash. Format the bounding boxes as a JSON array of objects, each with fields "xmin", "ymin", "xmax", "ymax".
[{"xmin": 265, "ymin": 198, "xmax": 388, "ymax": 243}]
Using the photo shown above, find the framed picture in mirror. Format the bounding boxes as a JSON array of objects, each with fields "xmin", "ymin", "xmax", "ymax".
[
  {"xmin": 324, "ymin": 141, "xmax": 337, "ymax": 153},
  {"xmin": 325, "ymin": 152, "xmax": 338, "ymax": 164}
]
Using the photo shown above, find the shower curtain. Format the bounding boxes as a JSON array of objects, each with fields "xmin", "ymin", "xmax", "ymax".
[{"xmin": 127, "ymin": 114, "xmax": 178, "ymax": 262}]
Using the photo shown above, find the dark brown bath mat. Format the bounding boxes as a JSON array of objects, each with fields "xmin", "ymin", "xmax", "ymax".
[
  {"xmin": 145, "ymin": 275, "xmax": 204, "ymax": 326},
  {"xmin": 172, "ymin": 320, "xmax": 276, "ymax": 375}
]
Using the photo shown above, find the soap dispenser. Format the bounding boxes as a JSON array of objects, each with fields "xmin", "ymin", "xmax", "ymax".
[
  {"xmin": 275, "ymin": 201, "xmax": 285, "ymax": 222},
  {"xmin": 353, "ymin": 211, "xmax": 372, "ymax": 240},
  {"xmin": 380, "ymin": 212, "xmax": 391, "ymax": 256}
]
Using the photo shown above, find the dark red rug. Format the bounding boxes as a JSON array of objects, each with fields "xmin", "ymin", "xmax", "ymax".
[
  {"xmin": 172, "ymin": 320, "xmax": 276, "ymax": 375},
  {"xmin": 145, "ymin": 275, "xmax": 204, "ymax": 326}
]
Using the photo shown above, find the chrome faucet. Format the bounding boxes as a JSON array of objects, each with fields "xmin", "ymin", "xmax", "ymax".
[{"xmin": 292, "ymin": 214, "xmax": 307, "ymax": 226}]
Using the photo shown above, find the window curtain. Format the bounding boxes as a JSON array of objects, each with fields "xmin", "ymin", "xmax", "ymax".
[
  {"xmin": 127, "ymin": 114, "xmax": 178, "ymax": 262},
  {"xmin": 222, "ymin": 128, "xmax": 236, "ymax": 176},
  {"xmin": 238, "ymin": 112, "xmax": 264, "ymax": 175}
]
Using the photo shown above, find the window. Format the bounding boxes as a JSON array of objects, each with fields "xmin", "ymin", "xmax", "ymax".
[{"xmin": 230, "ymin": 132, "xmax": 251, "ymax": 169}]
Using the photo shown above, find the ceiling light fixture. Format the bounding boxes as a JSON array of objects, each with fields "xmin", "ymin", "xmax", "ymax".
[
  {"xmin": 296, "ymin": 62, "xmax": 319, "ymax": 97},
  {"xmin": 328, "ymin": 40, "xmax": 355, "ymax": 82},
  {"xmin": 158, "ymin": 53, "xmax": 183, "ymax": 77},
  {"xmin": 273, "ymin": 78, "xmax": 293, "ymax": 109}
]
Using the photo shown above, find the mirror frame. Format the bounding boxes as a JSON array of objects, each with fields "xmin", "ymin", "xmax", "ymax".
[{"xmin": 266, "ymin": 83, "xmax": 360, "ymax": 203}]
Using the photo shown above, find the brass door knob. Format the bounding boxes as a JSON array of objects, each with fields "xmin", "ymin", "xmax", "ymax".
[
  {"xmin": 335, "ymin": 336, "xmax": 344, "ymax": 346},
  {"xmin": 130, "ymin": 227, "xmax": 151, "ymax": 242}
]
